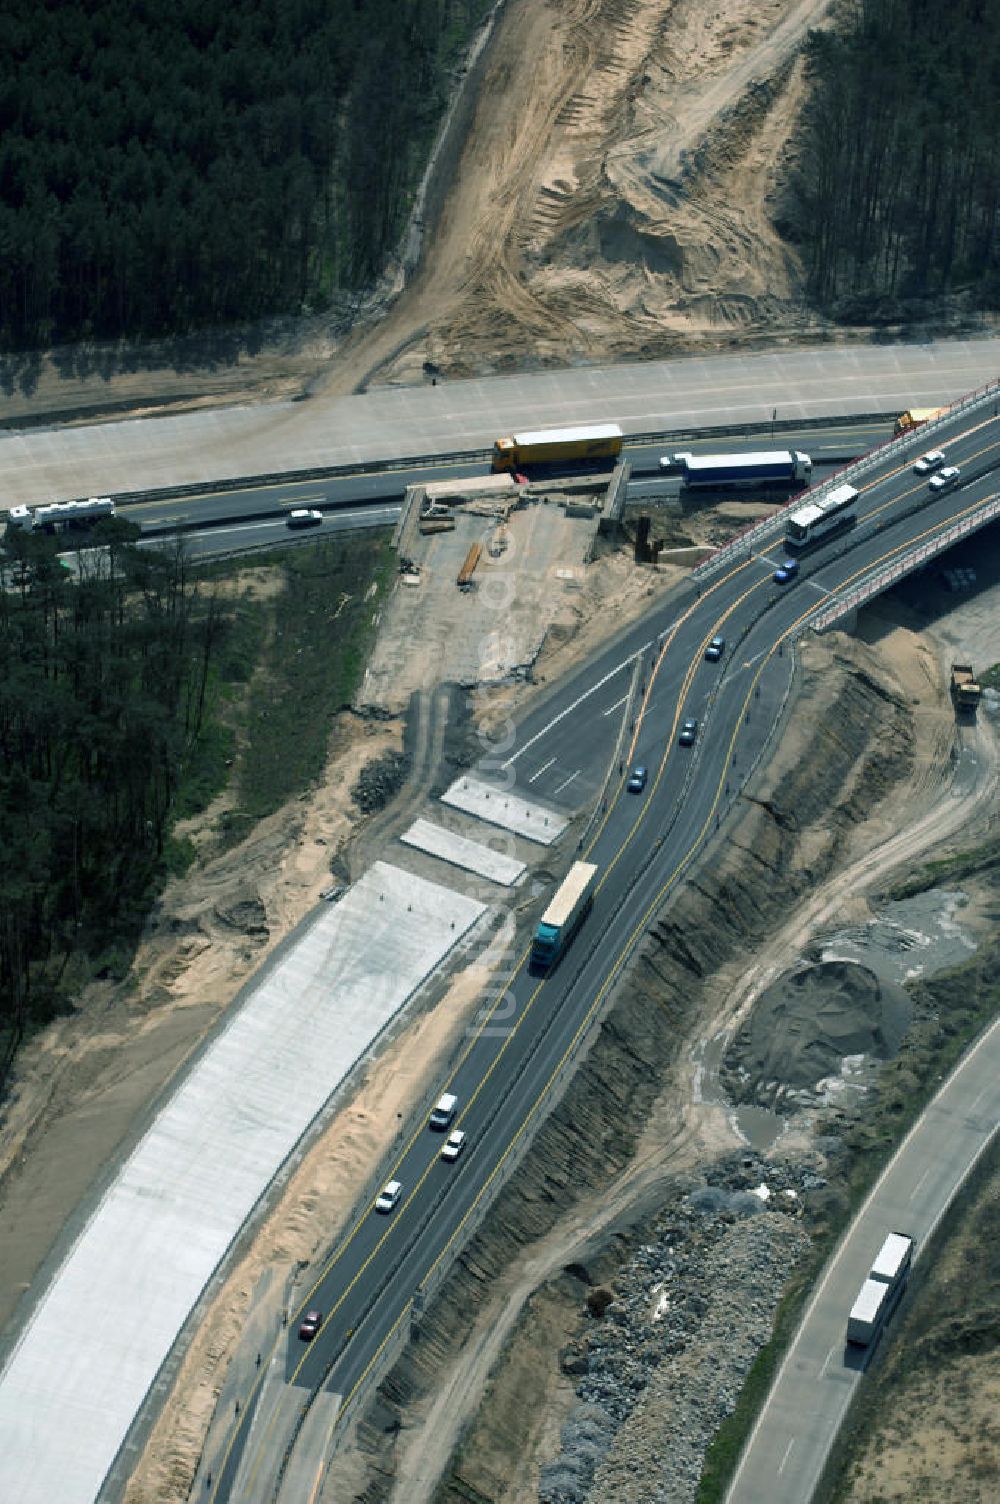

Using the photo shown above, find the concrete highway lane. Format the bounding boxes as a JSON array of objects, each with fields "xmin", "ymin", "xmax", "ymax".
[
  {"xmin": 5, "ymin": 336, "xmax": 997, "ymax": 505},
  {"xmin": 209, "ymin": 405, "xmax": 1000, "ymax": 1501},
  {"xmin": 134, "ymin": 502, "xmax": 401, "ymax": 559}
]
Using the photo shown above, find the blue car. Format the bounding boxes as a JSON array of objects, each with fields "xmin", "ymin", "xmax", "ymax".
[
  {"xmin": 774, "ymin": 558, "xmax": 799, "ymax": 584},
  {"xmin": 627, "ymin": 765, "xmax": 648, "ymax": 793}
]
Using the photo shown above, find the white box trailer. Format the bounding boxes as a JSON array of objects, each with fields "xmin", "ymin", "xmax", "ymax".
[
  {"xmin": 870, "ymin": 1231, "xmax": 913, "ymax": 1285},
  {"xmin": 847, "ymin": 1278, "xmax": 892, "ymax": 1346},
  {"xmin": 846, "ymin": 1231, "xmax": 913, "ymax": 1346}
]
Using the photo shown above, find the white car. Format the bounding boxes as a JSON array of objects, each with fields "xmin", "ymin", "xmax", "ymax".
[
  {"xmin": 375, "ymin": 1179, "xmax": 402, "ymax": 1213},
  {"xmin": 287, "ymin": 508, "xmax": 323, "ymax": 527},
  {"xmin": 441, "ymin": 1130, "xmax": 466, "ymax": 1163},
  {"xmin": 928, "ymin": 466, "xmax": 961, "ymax": 493},
  {"xmin": 913, "ymin": 449, "xmax": 945, "ymax": 476}
]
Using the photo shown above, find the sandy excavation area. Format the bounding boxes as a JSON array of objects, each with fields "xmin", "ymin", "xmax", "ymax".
[
  {"xmin": 3, "ymin": 482, "xmax": 999, "ymax": 1504},
  {"xmin": 3, "ymin": 0, "xmax": 846, "ymax": 425},
  {"xmin": 334, "ymin": 0, "xmax": 836, "ymax": 393},
  {"xmin": 3, "ymin": 0, "xmax": 1000, "ymax": 1498},
  {"xmin": 0, "ymin": 526, "xmax": 679, "ymax": 1500}
]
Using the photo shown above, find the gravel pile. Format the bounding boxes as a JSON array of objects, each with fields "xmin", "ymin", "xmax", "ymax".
[
  {"xmin": 350, "ymin": 750, "xmax": 410, "ymax": 813},
  {"xmin": 538, "ymin": 1156, "xmax": 813, "ymax": 1504}
]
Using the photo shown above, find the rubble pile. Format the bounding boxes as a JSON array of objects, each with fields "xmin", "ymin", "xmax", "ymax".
[{"xmin": 540, "ymin": 1157, "xmax": 814, "ymax": 1504}]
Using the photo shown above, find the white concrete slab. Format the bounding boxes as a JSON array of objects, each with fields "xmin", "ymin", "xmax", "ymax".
[
  {"xmin": 0, "ymin": 863, "xmax": 484, "ymax": 1504},
  {"xmin": 400, "ymin": 817, "xmax": 526, "ymax": 886},
  {"xmin": 2, "ymin": 339, "xmax": 1000, "ymax": 505},
  {"xmin": 440, "ymin": 775, "xmax": 569, "ymax": 845}
]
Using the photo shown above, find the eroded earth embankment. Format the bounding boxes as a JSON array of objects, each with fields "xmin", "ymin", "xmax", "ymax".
[{"xmin": 326, "ymin": 633, "xmax": 917, "ymax": 1502}]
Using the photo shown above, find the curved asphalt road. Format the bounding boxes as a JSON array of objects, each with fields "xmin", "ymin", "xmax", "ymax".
[
  {"xmin": 727, "ymin": 1018, "xmax": 1000, "ymax": 1503},
  {"xmin": 206, "ymin": 401, "xmax": 1000, "ymax": 1500}
]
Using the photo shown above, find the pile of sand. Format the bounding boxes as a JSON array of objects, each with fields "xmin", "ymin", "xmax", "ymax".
[{"xmin": 721, "ymin": 959, "xmax": 913, "ymax": 1111}]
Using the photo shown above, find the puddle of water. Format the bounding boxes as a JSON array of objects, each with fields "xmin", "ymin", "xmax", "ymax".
[
  {"xmin": 693, "ymin": 890, "xmax": 976, "ymax": 1147},
  {"xmin": 694, "ymin": 1029, "xmax": 785, "ymax": 1152},
  {"xmin": 818, "ymin": 889, "xmax": 976, "ymax": 987}
]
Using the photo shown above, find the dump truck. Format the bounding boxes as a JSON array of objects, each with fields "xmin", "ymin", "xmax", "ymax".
[
  {"xmin": 668, "ymin": 450, "xmax": 812, "ymax": 489},
  {"xmin": 893, "ymin": 406, "xmax": 948, "ymax": 436},
  {"xmin": 951, "ymin": 663, "xmax": 982, "ymax": 714},
  {"xmin": 530, "ymin": 861, "xmax": 598, "ymax": 971},
  {"xmin": 491, "ymin": 424, "xmax": 623, "ymax": 472},
  {"xmin": 847, "ymin": 1231, "xmax": 913, "ymax": 1346}
]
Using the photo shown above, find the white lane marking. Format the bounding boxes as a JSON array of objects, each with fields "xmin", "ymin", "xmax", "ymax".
[
  {"xmin": 819, "ymin": 1343, "xmax": 838, "ymax": 1379},
  {"xmin": 602, "ymin": 695, "xmax": 629, "ymax": 717},
  {"xmin": 777, "ymin": 1438, "xmax": 796, "ymax": 1476},
  {"xmin": 500, "ymin": 649, "xmax": 648, "ymax": 767},
  {"xmin": 553, "ymin": 770, "xmax": 580, "ymax": 795},
  {"xmin": 528, "ymin": 757, "xmax": 557, "ymax": 784},
  {"xmin": 741, "ymin": 649, "xmax": 767, "ymax": 669},
  {"xmin": 910, "ymin": 1166, "xmax": 931, "ymax": 1199}
]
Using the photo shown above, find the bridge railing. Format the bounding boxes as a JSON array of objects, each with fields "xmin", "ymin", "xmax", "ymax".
[
  {"xmin": 691, "ymin": 379, "xmax": 1000, "ymax": 584},
  {"xmin": 809, "ymin": 492, "xmax": 1000, "ymax": 634}
]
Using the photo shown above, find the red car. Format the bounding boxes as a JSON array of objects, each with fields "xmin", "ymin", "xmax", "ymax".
[{"xmin": 298, "ymin": 1309, "xmax": 322, "ymax": 1341}]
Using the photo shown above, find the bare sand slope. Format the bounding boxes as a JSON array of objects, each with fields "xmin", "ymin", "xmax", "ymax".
[
  {"xmin": 325, "ymin": 0, "xmax": 836, "ymax": 394},
  {"xmin": 1, "ymin": 0, "xmax": 840, "ymax": 425}
]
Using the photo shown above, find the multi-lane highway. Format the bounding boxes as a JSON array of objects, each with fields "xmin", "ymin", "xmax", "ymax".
[
  {"xmin": 207, "ymin": 397, "xmax": 1000, "ymax": 1500},
  {"xmin": 120, "ymin": 425, "xmax": 877, "ymax": 558},
  {"xmin": 3, "ymin": 336, "xmax": 999, "ymax": 504}
]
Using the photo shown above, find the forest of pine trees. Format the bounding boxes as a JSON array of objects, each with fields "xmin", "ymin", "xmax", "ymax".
[
  {"xmin": 787, "ymin": 0, "xmax": 1000, "ymax": 316},
  {"xmin": 0, "ymin": 526, "xmax": 228, "ymax": 1079},
  {"xmin": 0, "ymin": 0, "xmax": 489, "ymax": 348}
]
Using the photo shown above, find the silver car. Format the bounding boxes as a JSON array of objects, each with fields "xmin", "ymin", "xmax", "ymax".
[
  {"xmin": 928, "ymin": 466, "xmax": 961, "ymax": 493},
  {"xmin": 375, "ymin": 1179, "xmax": 402, "ymax": 1213}
]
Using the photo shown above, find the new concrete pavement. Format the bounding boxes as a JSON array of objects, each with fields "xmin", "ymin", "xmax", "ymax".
[{"xmin": 4, "ymin": 336, "xmax": 1000, "ymax": 505}]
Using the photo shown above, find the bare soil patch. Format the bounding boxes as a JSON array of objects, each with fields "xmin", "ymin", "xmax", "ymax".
[{"xmin": 4, "ymin": 0, "xmax": 863, "ymax": 431}]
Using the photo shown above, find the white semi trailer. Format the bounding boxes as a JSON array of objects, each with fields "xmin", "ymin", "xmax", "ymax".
[
  {"xmin": 7, "ymin": 497, "xmax": 115, "ymax": 532},
  {"xmin": 847, "ymin": 1231, "xmax": 913, "ymax": 1347}
]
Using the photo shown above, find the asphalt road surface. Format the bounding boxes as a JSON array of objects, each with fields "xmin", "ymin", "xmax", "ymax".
[
  {"xmin": 207, "ymin": 399, "xmax": 1000, "ymax": 1500},
  {"xmin": 727, "ymin": 1017, "xmax": 1000, "ymax": 1503}
]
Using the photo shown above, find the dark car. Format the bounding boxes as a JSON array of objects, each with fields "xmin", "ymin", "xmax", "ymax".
[
  {"xmin": 773, "ymin": 558, "xmax": 799, "ymax": 584},
  {"xmin": 705, "ymin": 636, "xmax": 725, "ymax": 662},
  {"xmin": 678, "ymin": 718, "xmax": 698, "ymax": 746},
  {"xmin": 626, "ymin": 765, "xmax": 648, "ymax": 793},
  {"xmin": 298, "ymin": 1309, "xmax": 322, "ymax": 1341}
]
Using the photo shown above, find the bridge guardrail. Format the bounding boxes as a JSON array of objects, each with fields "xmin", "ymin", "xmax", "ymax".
[
  {"xmin": 690, "ymin": 380, "xmax": 1000, "ymax": 584},
  {"xmin": 810, "ymin": 492, "xmax": 1000, "ymax": 633}
]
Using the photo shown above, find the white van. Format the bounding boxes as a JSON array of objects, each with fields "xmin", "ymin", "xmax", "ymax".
[{"xmin": 428, "ymin": 1093, "xmax": 457, "ymax": 1131}]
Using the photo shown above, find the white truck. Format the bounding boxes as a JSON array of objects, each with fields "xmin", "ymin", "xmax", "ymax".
[
  {"xmin": 847, "ymin": 1231, "xmax": 913, "ymax": 1346},
  {"xmin": 7, "ymin": 497, "xmax": 115, "ymax": 532},
  {"xmin": 530, "ymin": 861, "xmax": 598, "ymax": 972}
]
